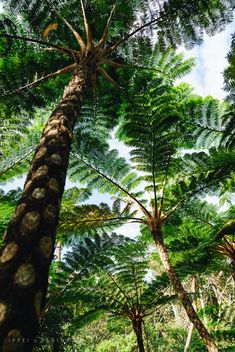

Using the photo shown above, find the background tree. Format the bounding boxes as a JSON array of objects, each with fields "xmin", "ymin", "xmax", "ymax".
[{"xmin": 52, "ymin": 238, "xmax": 173, "ymax": 352}]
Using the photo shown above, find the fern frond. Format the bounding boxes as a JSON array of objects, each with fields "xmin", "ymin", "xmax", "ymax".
[
  {"xmin": 0, "ymin": 110, "xmax": 47, "ymax": 182},
  {"xmin": 52, "ymin": 237, "xmax": 172, "ymax": 326},
  {"xmin": 183, "ymin": 96, "xmax": 227, "ymax": 149}
]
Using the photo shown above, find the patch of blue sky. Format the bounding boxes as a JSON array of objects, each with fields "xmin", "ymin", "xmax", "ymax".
[{"xmin": 176, "ymin": 18, "xmax": 235, "ymax": 100}]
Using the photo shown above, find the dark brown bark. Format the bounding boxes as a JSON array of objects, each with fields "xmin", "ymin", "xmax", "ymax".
[
  {"xmin": 0, "ymin": 66, "xmax": 89, "ymax": 351},
  {"xmin": 132, "ymin": 319, "xmax": 145, "ymax": 352},
  {"xmin": 152, "ymin": 230, "xmax": 218, "ymax": 352}
]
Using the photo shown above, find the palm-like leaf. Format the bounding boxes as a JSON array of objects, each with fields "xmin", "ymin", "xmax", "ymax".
[{"xmin": 53, "ymin": 237, "xmax": 172, "ymax": 330}]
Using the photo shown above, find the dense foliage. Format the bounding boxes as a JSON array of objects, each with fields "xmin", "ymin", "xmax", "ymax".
[{"xmin": 0, "ymin": 1, "xmax": 234, "ymax": 351}]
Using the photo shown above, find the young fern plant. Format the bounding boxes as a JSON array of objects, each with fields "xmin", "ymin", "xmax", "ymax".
[{"xmin": 50, "ymin": 237, "xmax": 173, "ymax": 352}]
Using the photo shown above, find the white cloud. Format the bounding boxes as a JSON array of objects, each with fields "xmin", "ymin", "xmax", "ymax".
[
  {"xmin": 177, "ymin": 19, "xmax": 235, "ymax": 100},
  {"xmin": 115, "ymin": 222, "xmax": 140, "ymax": 239},
  {"xmin": 2, "ymin": 175, "xmax": 25, "ymax": 192},
  {"xmin": 109, "ymin": 128, "xmax": 132, "ymax": 161}
]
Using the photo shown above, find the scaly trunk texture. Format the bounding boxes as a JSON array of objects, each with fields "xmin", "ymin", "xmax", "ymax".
[
  {"xmin": 132, "ymin": 319, "xmax": 145, "ymax": 352},
  {"xmin": 152, "ymin": 232, "xmax": 218, "ymax": 352},
  {"xmin": 0, "ymin": 66, "xmax": 88, "ymax": 351}
]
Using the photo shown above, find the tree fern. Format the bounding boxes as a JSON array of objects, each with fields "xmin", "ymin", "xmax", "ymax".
[
  {"xmin": 0, "ymin": 0, "xmax": 233, "ymax": 348},
  {"xmin": 50, "ymin": 236, "xmax": 173, "ymax": 350}
]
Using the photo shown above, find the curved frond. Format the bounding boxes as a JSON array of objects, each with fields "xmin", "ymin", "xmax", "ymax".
[{"xmin": 52, "ymin": 237, "xmax": 171, "ymax": 325}]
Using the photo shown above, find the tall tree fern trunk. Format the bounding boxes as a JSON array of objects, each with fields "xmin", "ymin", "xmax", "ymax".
[
  {"xmin": 132, "ymin": 319, "xmax": 145, "ymax": 352},
  {"xmin": 152, "ymin": 231, "xmax": 218, "ymax": 352},
  {"xmin": 0, "ymin": 67, "xmax": 88, "ymax": 351}
]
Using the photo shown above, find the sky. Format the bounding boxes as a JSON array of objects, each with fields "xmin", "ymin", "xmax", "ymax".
[
  {"xmin": 177, "ymin": 19, "xmax": 235, "ymax": 100},
  {"xmin": 1, "ymin": 5, "xmax": 235, "ymax": 236}
]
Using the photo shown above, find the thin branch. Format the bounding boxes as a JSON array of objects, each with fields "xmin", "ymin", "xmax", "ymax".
[
  {"xmin": 42, "ymin": 259, "xmax": 107, "ymax": 318},
  {"xmin": 195, "ymin": 122, "xmax": 225, "ymax": 134},
  {"xmin": 72, "ymin": 153, "xmax": 152, "ymax": 218},
  {"xmin": 40, "ymin": 271, "xmax": 78, "ymax": 318},
  {"xmin": 84, "ymin": 286, "xmax": 128, "ymax": 311},
  {"xmin": 96, "ymin": 2, "xmax": 117, "ymax": 50},
  {"xmin": 107, "ymin": 309, "xmax": 126, "ymax": 317},
  {"xmin": 80, "ymin": 0, "xmax": 94, "ymax": 51},
  {"xmin": 13, "ymin": 63, "xmax": 76, "ymax": 93},
  {"xmin": 0, "ymin": 33, "xmax": 73, "ymax": 56},
  {"xmin": 191, "ymin": 215, "xmax": 214, "ymax": 227},
  {"xmin": 99, "ymin": 287, "xmax": 131, "ymax": 309}
]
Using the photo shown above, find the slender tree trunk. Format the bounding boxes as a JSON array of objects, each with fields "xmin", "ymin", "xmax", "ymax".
[
  {"xmin": 184, "ymin": 276, "xmax": 196, "ymax": 352},
  {"xmin": 143, "ymin": 321, "xmax": 150, "ymax": 352},
  {"xmin": 132, "ymin": 319, "xmax": 145, "ymax": 352},
  {"xmin": 0, "ymin": 66, "xmax": 89, "ymax": 351},
  {"xmin": 152, "ymin": 231, "xmax": 218, "ymax": 352},
  {"xmin": 171, "ymin": 303, "xmax": 183, "ymax": 324},
  {"xmin": 199, "ymin": 291, "xmax": 208, "ymax": 326}
]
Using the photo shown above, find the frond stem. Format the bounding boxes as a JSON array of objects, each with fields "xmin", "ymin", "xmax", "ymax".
[
  {"xmin": 111, "ymin": 9, "xmax": 169, "ymax": 50},
  {"xmin": 152, "ymin": 132, "xmax": 158, "ymax": 216},
  {"xmin": 106, "ymin": 271, "xmax": 135, "ymax": 310},
  {"xmin": 163, "ymin": 179, "xmax": 220, "ymax": 222},
  {"xmin": 64, "ymin": 216, "xmax": 145, "ymax": 225},
  {"xmin": 159, "ymin": 155, "xmax": 171, "ymax": 218},
  {"xmin": 97, "ymin": 66, "xmax": 122, "ymax": 91},
  {"xmin": 0, "ymin": 33, "xmax": 73, "ymax": 55},
  {"xmin": 80, "ymin": 0, "xmax": 94, "ymax": 51},
  {"xmin": 96, "ymin": 2, "xmax": 117, "ymax": 50},
  {"xmin": 0, "ymin": 148, "xmax": 34, "ymax": 178},
  {"xmin": 73, "ymin": 153, "xmax": 151, "ymax": 218},
  {"xmin": 44, "ymin": 0, "xmax": 86, "ymax": 51},
  {"xmin": 131, "ymin": 262, "xmax": 140, "ymax": 309},
  {"xmin": 13, "ymin": 63, "xmax": 76, "ymax": 93}
]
